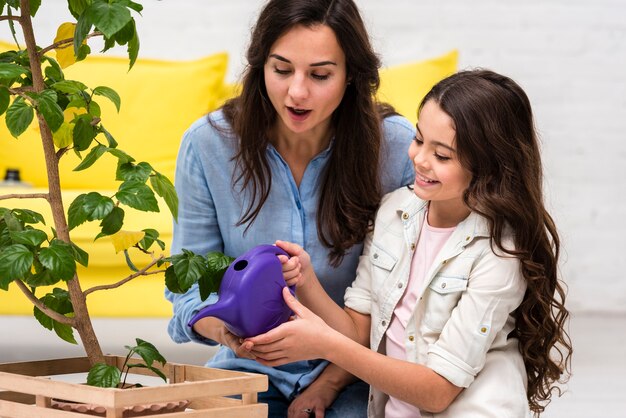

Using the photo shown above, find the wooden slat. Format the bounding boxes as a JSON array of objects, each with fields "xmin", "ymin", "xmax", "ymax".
[{"xmin": 0, "ymin": 357, "xmax": 90, "ymax": 376}]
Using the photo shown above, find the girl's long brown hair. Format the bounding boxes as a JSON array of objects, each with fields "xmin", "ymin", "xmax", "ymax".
[
  {"xmin": 213, "ymin": 0, "xmax": 384, "ymax": 266},
  {"xmin": 421, "ymin": 69, "xmax": 572, "ymax": 415}
]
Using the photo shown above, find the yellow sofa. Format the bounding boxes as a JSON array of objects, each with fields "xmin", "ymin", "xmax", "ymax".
[{"xmin": 0, "ymin": 44, "xmax": 457, "ymax": 317}]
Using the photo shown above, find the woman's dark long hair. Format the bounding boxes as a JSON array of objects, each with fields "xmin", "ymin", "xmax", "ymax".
[
  {"xmin": 215, "ymin": 0, "xmax": 383, "ymax": 266},
  {"xmin": 420, "ymin": 70, "xmax": 572, "ymax": 415}
]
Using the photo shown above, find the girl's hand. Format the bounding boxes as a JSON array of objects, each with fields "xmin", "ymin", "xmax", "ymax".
[
  {"xmin": 276, "ymin": 240, "xmax": 313, "ymax": 288},
  {"xmin": 246, "ymin": 287, "xmax": 332, "ymax": 366}
]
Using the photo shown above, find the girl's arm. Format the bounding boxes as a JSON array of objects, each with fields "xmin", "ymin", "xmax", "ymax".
[
  {"xmin": 248, "ymin": 288, "xmax": 462, "ymax": 413},
  {"xmin": 276, "ymin": 240, "xmax": 367, "ymax": 342}
]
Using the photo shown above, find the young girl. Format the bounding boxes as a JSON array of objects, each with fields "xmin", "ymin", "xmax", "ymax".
[{"xmin": 247, "ymin": 69, "xmax": 572, "ymax": 417}]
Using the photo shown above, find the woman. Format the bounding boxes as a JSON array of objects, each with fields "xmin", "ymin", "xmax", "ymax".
[{"xmin": 165, "ymin": 0, "xmax": 416, "ymax": 416}]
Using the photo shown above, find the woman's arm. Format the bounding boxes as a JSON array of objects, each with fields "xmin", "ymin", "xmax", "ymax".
[{"xmin": 248, "ymin": 288, "xmax": 462, "ymax": 413}]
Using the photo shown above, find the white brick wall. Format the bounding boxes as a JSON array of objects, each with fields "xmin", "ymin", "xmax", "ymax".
[{"xmin": 3, "ymin": 0, "xmax": 625, "ymax": 313}]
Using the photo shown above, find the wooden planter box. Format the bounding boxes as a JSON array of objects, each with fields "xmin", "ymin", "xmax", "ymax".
[{"xmin": 0, "ymin": 356, "xmax": 268, "ymax": 418}]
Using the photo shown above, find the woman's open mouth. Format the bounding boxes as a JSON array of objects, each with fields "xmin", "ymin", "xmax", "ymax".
[{"xmin": 287, "ymin": 106, "xmax": 312, "ymax": 121}]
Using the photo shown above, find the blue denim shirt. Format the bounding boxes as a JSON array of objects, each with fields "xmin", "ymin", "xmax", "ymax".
[{"xmin": 166, "ymin": 109, "xmax": 415, "ymax": 399}]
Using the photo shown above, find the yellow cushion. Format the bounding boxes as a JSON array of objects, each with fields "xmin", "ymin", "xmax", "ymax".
[
  {"xmin": 378, "ymin": 50, "xmax": 458, "ymax": 124},
  {"xmin": 0, "ymin": 40, "xmax": 229, "ymax": 189}
]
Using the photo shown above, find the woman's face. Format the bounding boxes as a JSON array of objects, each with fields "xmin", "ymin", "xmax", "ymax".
[
  {"xmin": 264, "ymin": 24, "xmax": 348, "ymax": 139},
  {"xmin": 408, "ymin": 100, "xmax": 472, "ymax": 217}
]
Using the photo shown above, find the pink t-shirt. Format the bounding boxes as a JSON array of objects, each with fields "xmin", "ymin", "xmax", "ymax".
[{"xmin": 385, "ymin": 216, "xmax": 456, "ymax": 418}]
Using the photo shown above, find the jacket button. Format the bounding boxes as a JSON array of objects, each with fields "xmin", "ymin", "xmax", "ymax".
[
  {"xmin": 441, "ymin": 282, "xmax": 447, "ymax": 289},
  {"xmin": 465, "ymin": 236, "xmax": 471, "ymax": 241},
  {"xmin": 408, "ymin": 335, "xmax": 415, "ymax": 342},
  {"xmin": 381, "ymin": 320, "xmax": 387, "ymax": 327},
  {"xmin": 398, "ymin": 282, "xmax": 403, "ymax": 288},
  {"xmin": 410, "ymin": 243, "xmax": 416, "ymax": 251},
  {"xmin": 442, "ymin": 259, "xmax": 447, "ymax": 264},
  {"xmin": 402, "ymin": 212, "xmax": 409, "ymax": 220},
  {"xmin": 373, "ymin": 253, "xmax": 379, "ymax": 259}
]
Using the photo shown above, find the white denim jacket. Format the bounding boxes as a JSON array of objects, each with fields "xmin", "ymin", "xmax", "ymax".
[{"xmin": 344, "ymin": 188, "xmax": 530, "ymax": 418}]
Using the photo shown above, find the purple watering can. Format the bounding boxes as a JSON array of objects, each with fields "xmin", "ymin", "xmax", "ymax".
[{"xmin": 188, "ymin": 244, "xmax": 295, "ymax": 338}]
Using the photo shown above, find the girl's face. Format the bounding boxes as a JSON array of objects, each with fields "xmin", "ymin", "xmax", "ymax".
[
  {"xmin": 408, "ymin": 100, "xmax": 472, "ymax": 218},
  {"xmin": 264, "ymin": 24, "xmax": 348, "ymax": 139}
]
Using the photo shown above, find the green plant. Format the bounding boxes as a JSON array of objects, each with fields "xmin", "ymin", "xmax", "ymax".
[
  {"xmin": 87, "ymin": 338, "xmax": 167, "ymax": 388},
  {"xmin": 0, "ymin": 0, "xmax": 177, "ymax": 368}
]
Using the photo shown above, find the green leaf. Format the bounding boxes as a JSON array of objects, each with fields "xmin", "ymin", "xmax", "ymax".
[
  {"xmin": 70, "ymin": 241, "xmax": 89, "ymax": 267},
  {"xmin": 82, "ymin": 192, "xmax": 115, "ymax": 221},
  {"xmin": 117, "ymin": 161, "xmax": 151, "ymax": 182},
  {"xmin": 28, "ymin": 0, "xmax": 41, "ymax": 16},
  {"xmin": 0, "ymin": 86, "xmax": 10, "ymax": 116},
  {"xmin": 100, "ymin": 125, "xmax": 118, "ymax": 148},
  {"xmin": 73, "ymin": 115, "xmax": 97, "ymax": 151},
  {"xmin": 164, "ymin": 265, "xmax": 183, "ymax": 293},
  {"xmin": 38, "ymin": 90, "xmax": 64, "ymax": 132},
  {"xmin": 93, "ymin": 86, "xmax": 121, "ymax": 112},
  {"xmin": 35, "ymin": 288, "xmax": 77, "ymax": 345},
  {"xmin": 150, "ymin": 172, "xmax": 178, "ymax": 220},
  {"xmin": 67, "ymin": 194, "xmax": 89, "ymax": 230},
  {"xmin": 9, "ymin": 229, "xmax": 47, "ymax": 247},
  {"xmin": 3, "ymin": 210, "xmax": 22, "ymax": 232},
  {"xmin": 130, "ymin": 338, "xmax": 167, "ymax": 368},
  {"xmin": 5, "ymin": 97, "xmax": 34, "ymax": 137},
  {"xmin": 25, "ymin": 268, "xmax": 61, "ymax": 287},
  {"xmin": 87, "ymin": 2, "xmax": 132, "ymax": 39},
  {"xmin": 138, "ymin": 228, "xmax": 164, "ymax": 251},
  {"xmin": 107, "ymin": 148, "xmax": 134, "ymax": 164},
  {"xmin": 199, "ymin": 252, "xmax": 234, "ymax": 301},
  {"xmin": 52, "ymin": 80, "xmax": 88, "ymax": 95},
  {"xmin": 87, "ymin": 363, "xmax": 121, "ymax": 388},
  {"xmin": 11, "ymin": 208, "xmax": 45, "ymax": 225},
  {"xmin": 113, "ymin": 19, "xmax": 135, "ymax": 45},
  {"xmin": 127, "ymin": 25, "xmax": 139, "ymax": 70},
  {"xmin": 0, "ymin": 62, "xmax": 27, "ymax": 78},
  {"xmin": 53, "ymin": 321, "xmax": 78, "ymax": 344},
  {"xmin": 74, "ymin": 144, "xmax": 108, "ymax": 171},
  {"xmin": 116, "ymin": 181, "xmax": 159, "ymax": 212},
  {"xmin": 68, "ymin": 0, "xmax": 89, "ymax": 18},
  {"xmin": 98, "ymin": 206, "xmax": 124, "ymax": 236},
  {"xmin": 0, "ymin": 244, "xmax": 33, "ymax": 289},
  {"xmin": 38, "ymin": 240, "xmax": 77, "ymax": 281},
  {"xmin": 73, "ymin": 12, "xmax": 92, "ymax": 57},
  {"xmin": 44, "ymin": 58, "xmax": 64, "ymax": 82},
  {"xmin": 171, "ymin": 251, "xmax": 207, "ymax": 293}
]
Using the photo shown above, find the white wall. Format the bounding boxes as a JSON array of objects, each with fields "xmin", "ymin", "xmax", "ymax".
[{"xmin": 2, "ymin": 0, "xmax": 625, "ymax": 313}]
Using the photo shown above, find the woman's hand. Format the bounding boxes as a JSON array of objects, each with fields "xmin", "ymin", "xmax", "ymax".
[
  {"xmin": 246, "ymin": 287, "xmax": 334, "ymax": 366},
  {"xmin": 288, "ymin": 383, "xmax": 340, "ymax": 418},
  {"xmin": 192, "ymin": 317, "xmax": 256, "ymax": 359},
  {"xmin": 275, "ymin": 240, "xmax": 313, "ymax": 288}
]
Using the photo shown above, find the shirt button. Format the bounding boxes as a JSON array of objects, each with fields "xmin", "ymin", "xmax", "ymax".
[
  {"xmin": 410, "ymin": 243, "xmax": 416, "ymax": 251},
  {"xmin": 408, "ymin": 335, "xmax": 415, "ymax": 342},
  {"xmin": 465, "ymin": 236, "xmax": 471, "ymax": 241},
  {"xmin": 441, "ymin": 282, "xmax": 447, "ymax": 289},
  {"xmin": 373, "ymin": 253, "xmax": 378, "ymax": 259},
  {"xmin": 381, "ymin": 320, "xmax": 387, "ymax": 327},
  {"xmin": 398, "ymin": 282, "xmax": 403, "ymax": 288},
  {"xmin": 402, "ymin": 212, "xmax": 409, "ymax": 220}
]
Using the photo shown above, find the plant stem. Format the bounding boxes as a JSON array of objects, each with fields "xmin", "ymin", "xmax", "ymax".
[{"xmin": 18, "ymin": 0, "xmax": 104, "ymax": 365}]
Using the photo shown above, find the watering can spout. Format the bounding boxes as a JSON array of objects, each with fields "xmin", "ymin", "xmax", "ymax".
[
  {"xmin": 186, "ymin": 244, "xmax": 294, "ymax": 338},
  {"xmin": 187, "ymin": 295, "xmax": 236, "ymax": 329}
]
